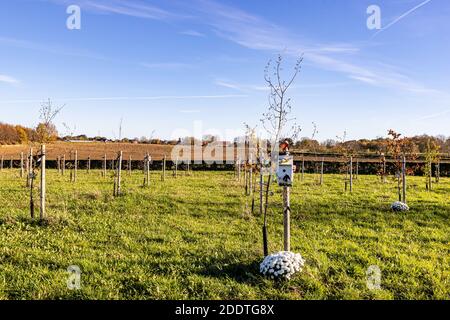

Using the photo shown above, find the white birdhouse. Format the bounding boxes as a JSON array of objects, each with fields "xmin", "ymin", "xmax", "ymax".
[{"xmin": 277, "ymin": 155, "xmax": 294, "ymax": 186}]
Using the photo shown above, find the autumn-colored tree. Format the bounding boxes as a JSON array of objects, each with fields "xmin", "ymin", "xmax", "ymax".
[
  {"xmin": 15, "ymin": 125, "xmax": 29, "ymax": 144},
  {"xmin": 386, "ymin": 129, "xmax": 418, "ymax": 202}
]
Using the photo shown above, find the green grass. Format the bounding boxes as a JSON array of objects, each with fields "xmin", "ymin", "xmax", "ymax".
[{"xmin": 0, "ymin": 169, "xmax": 449, "ymax": 300}]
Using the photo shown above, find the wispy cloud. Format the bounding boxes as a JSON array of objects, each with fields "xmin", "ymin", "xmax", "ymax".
[
  {"xmin": 373, "ymin": 0, "xmax": 433, "ymax": 38},
  {"xmin": 46, "ymin": 0, "xmax": 189, "ymax": 21},
  {"xmin": 180, "ymin": 30, "xmax": 206, "ymax": 37},
  {"xmin": 191, "ymin": 0, "xmax": 441, "ymax": 96},
  {"xmin": 0, "ymin": 74, "xmax": 19, "ymax": 85},
  {"xmin": 416, "ymin": 109, "xmax": 450, "ymax": 121},
  {"xmin": 141, "ymin": 62, "xmax": 194, "ymax": 70},
  {"xmin": 0, "ymin": 94, "xmax": 248, "ymax": 104},
  {"xmin": 0, "ymin": 35, "xmax": 108, "ymax": 61}
]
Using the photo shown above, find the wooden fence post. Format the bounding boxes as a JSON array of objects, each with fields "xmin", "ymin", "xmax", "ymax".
[
  {"xmin": 20, "ymin": 152, "xmax": 24, "ymax": 178},
  {"xmin": 320, "ymin": 157, "xmax": 324, "ymax": 185},
  {"xmin": 249, "ymin": 154, "xmax": 253, "ymax": 195},
  {"xmin": 87, "ymin": 156, "xmax": 91, "ymax": 174},
  {"xmin": 435, "ymin": 162, "xmax": 440, "ymax": 183},
  {"xmin": 237, "ymin": 157, "xmax": 241, "ymax": 182},
  {"xmin": 40, "ymin": 144, "xmax": 46, "ymax": 221},
  {"xmin": 301, "ymin": 155, "xmax": 305, "ymax": 181},
  {"xmin": 428, "ymin": 160, "xmax": 432, "ymax": 191},
  {"xmin": 350, "ymin": 156, "xmax": 353, "ymax": 193},
  {"xmin": 162, "ymin": 155, "xmax": 166, "ymax": 182},
  {"xmin": 174, "ymin": 157, "xmax": 178, "ymax": 178},
  {"xmin": 356, "ymin": 159, "xmax": 359, "ymax": 180},
  {"xmin": 128, "ymin": 155, "xmax": 132, "ymax": 176},
  {"xmin": 143, "ymin": 153, "xmax": 150, "ymax": 187},
  {"xmin": 402, "ymin": 156, "xmax": 407, "ymax": 204},
  {"xmin": 0, "ymin": 155, "xmax": 3, "ymax": 171},
  {"xmin": 27, "ymin": 148, "xmax": 33, "ymax": 187},
  {"xmin": 147, "ymin": 154, "xmax": 151, "ymax": 187},
  {"xmin": 10, "ymin": 156, "xmax": 13, "ymax": 169},
  {"xmin": 57, "ymin": 155, "xmax": 61, "ymax": 174},
  {"xmin": 62, "ymin": 154, "xmax": 65, "ymax": 176},
  {"xmin": 115, "ymin": 151, "xmax": 123, "ymax": 196},
  {"xmin": 103, "ymin": 154, "xmax": 107, "ymax": 178},
  {"xmin": 74, "ymin": 150, "xmax": 78, "ymax": 183}
]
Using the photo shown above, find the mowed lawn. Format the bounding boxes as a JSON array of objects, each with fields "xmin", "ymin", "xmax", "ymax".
[{"xmin": 0, "ymin": 169, "xmax": 449, "ymax": 300}]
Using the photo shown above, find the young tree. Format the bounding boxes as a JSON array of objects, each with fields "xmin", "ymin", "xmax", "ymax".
[
  {"xmin": 260, "ymin": 54, "xmax": 303, "ymax": 253},
  {"xmin": 424, "ymin": 138, "xmax": 440, "ymax": 191},
  {"xmin": 386, "ymin": 130, "xmax": 418, "ymax": 202}
]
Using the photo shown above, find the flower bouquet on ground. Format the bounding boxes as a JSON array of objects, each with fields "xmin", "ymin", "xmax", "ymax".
[
  {"xmin": 260, "ymin": 251, "xmax": 305, "ymax": 280},
  {"xmin": 391, "ymin": 201, "xmax": 409, "ymax": 212}
]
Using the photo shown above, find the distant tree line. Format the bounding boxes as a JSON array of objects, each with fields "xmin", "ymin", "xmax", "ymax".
[
  {"xmin": 1, "ymin": 121, "xmax": 449, "ymax": 155},
  {"xmin": 290, "ymin": 134, "xmax": 450, "ymax": 155}
]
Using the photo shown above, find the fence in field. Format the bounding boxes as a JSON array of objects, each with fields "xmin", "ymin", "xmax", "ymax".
[
  {"xmin": 0, "ymin": 145, "xmax": 448, "ymax": 254},
  {"xmin": 1, "ymin": 151, "xmax": 450, "ymax": 175}
]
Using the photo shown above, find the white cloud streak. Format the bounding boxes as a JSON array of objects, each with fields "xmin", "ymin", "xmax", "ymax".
[
  {"xmin": 0, "ymin": 74, "xmax": 19, "ymax": 84},
  {"xmin": 373, "ymin": 0, "xmax": 433, "ymax": 37},
  {"xmin": 0, "ymin": 94, "xmax": 248, "ymax": 104}
]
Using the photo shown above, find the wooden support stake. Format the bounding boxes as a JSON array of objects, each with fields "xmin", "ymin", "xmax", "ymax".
[
  {"xmin": 20, "ymin": 152, "xmax": 24, "ymax": 178},
  {"xmin": 301, "ymin": 155, "xmax": 305, "ymax": 181},
  {"xmin": 283, "ymin": 186, "xmax": 291, "ymax": 252},
  {"xmin": 402, "ymin": 156, "xmax": 407, "ymax": 204},
  {"xmin": 116, "ymin": 151, "xmax": 123, "ymax": 196},
  {"xmin": 249, "ymin": 154, "xmax": 253, "ymax": 195},
  {"xmin": 74, "ymin": 150, "xmax": 78, "ymax": 183},
  {"xmin": 174, "ymin": 157, "xmax": 178, "ymax": 178},
  {"xmin": 237, "ymin": 158, "xmax": 241, "ymax": 182},
  {"xmin": 350, "ymin": 156, "xmax": 353, "ymax": 193},
  {"xmin": 320, "ymin": 157, "xmax": 324, "ymax": 185},
  {"xmin": 128, "ymin": 155, "xmax": 132, "ymax": 176},
  {"xmin": 87, "ymin": 156, "xmax": 91, "ymax": 174},
  {"xmin": 356, "ymin": 160, "xmax": 359, "ymax": 180},
  {"xmin": 62, "ymin": 154, "xmax": 65, "ymax": 176},
  {"xmin": 162, "ymin": 155, "xmax": 166, "ymax": 182},
  {"xmin": 40, "ymin": 144, "xmax": 46, "ymax": 221},
  {"xmin": 27, "ymin": 148, "xmax": 33, "ymax": 187},
  {"xmin": 103, "ymin": 154, "xmax": 107, "ymax": 178}
]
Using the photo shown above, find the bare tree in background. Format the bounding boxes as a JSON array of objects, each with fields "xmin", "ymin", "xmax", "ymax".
[{"xmin": 36, "ymin": 99, "xmax": 65, "ymax": 143}]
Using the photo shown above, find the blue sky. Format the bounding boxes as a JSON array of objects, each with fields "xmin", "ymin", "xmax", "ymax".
[{"xmin": 0, "ymin": 0, "xmax": 449, "ymax": 141}]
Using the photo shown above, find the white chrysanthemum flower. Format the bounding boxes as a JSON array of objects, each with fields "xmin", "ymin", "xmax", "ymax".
[
  {"xmin": 260, "ymin": 251, "xmax": 305, "ymax": 280},
  {"xmin": 391, "ymin": 201, "xmax": 409, "ymax": 212}
]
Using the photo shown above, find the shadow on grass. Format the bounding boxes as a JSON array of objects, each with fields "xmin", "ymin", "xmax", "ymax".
[
  {"xmin": 198, "ymin": 258, "xmax": 263, "ymax": 285},
  {"xmin": 0, "ymin": 215, "xmax": 72, "ymax": 229}
]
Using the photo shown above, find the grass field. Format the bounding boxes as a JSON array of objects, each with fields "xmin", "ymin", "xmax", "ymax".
[{"xmin": 0, "ymin": 169, "xmax": 449, "ymax": 300}]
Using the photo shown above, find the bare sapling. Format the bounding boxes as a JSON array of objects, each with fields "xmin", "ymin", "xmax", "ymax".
[{"xmin": 260, "ymin": 54, "xmax": 303, "ymax": 253}]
